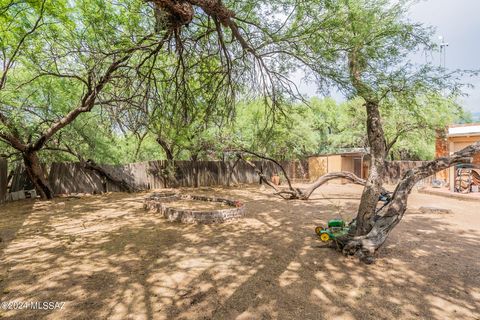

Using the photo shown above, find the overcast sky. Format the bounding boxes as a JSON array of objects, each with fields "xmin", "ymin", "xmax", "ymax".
[
  {"xmin": 410, "ymin": 0, "xmax": 480, "ymax": 113},
  {"xmin": 299, "ymin": 0, "xmax": 480, "ymax": 113}
]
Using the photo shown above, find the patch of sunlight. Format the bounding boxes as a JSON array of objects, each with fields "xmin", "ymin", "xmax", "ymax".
[
  {"xmin": 426, "ymin": 295, "xmax": 477, "ymax": 319},
  {"xmin": 218, "ymin": 276, "xmax": 248, "ymax": 298},
  {"xmin": 329, "ymin": 310, "xmax": 357, "ymax": 320},
  {"xmin": 236, "ymin": 300, "xmax": 279, "ymax": 320},
  {"xmin": 299, "ymin": 238, "xmax": 315, "ymax": 256},
  {"xmin": 176, "ymin": 257, "xmax": 212, "ymax": 269},
  {"xmin": 261, "ymin": 213, "xmax": 282, "ymax": 227},
  {"xmin": 181, "ymin": 233, "xmax": 204, "ymax": 242},
  {"xmin": 278, "ymin": 270, "xmax": 299, "ymax": 287},
  {"xmin": 314, "ymin": 271, "xmax": 328, "ymax": 282},
  {"xmin": 410, "ymin": 248, "xmax": 430, "ymax": 257},
  {"xmin": 241, "ymin": 218, "xmax": 273, "ymax": 231},
  {"xmin": 349, "ymin": 273, "xmax": 366, "ymax": 287},
  {"xmin": 399, "ymin": 302, "xmax": 421, "ymax": 318},
  {"xmin": 470, "ymin": 288, "xmax": 480, "ymax": 301},
  {"xmin": 310, "ymin": 288, "xmax": 332, "ymax": 305},
  {"xmin": 415, "ymin": 229, "xmax": 437, "ymax": 235}
]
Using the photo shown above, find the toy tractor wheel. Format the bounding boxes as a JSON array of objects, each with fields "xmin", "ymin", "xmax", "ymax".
[
  {"xmin": 315, "ymin": 226, "xmax": 324, "ymax": 236},
  {"xmin": 320, "ymin": 233, "xmax": 330, "ymax": 242}
]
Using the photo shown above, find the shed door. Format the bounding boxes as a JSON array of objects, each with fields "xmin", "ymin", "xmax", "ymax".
[{"xmin": 353, "ymin": 158, "xmax": 362, "ymax": 177}]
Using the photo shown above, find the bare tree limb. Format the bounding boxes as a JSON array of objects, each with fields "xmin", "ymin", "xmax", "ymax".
[
  {"xmin": 235, "ymin": 149, "xmax": 369, "ymax": 200},
  {"xmin": 238, "ymin": 149, "xmax": 295, "ymax": 191}
]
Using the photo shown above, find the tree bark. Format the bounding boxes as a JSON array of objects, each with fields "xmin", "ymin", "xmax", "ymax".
[
  {"xmin": 346, "ymin": 46, "xmax": 389, "ymax": 236},
  {"xmin": 156, "ymin": 136, "xmax": 174, "ymax": 161},
  {"xmin": 355, "ymin": 100, "xmax": 387, "ymax": 235},
  {"xmin": 22, "ymin": 150, "xmax": 53, "ymax": 199}
]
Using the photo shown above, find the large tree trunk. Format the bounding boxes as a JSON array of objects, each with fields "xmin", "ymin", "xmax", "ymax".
[
  {"xmin": 22, "ymin": 150, "xmax": 53, "ymax": 200},
  {"xmin": 355, "ymin": 100, "xmax": 387, "ymax": 235}
]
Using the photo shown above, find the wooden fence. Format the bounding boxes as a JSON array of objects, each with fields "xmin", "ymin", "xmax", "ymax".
[
  {"xmin": 2, "ymin": 158, "xmax": 433, "ymax": 198},
  {"xmin": 9, "ymin": 164, "xmax": 35, "ymax": 193},
  {"xmin": 0, "ymin": 158, "xmax": 7, "ymax": 203},
  {"xmin": 48, "ymin": 160, "xmax": 305, "ymax": 195}
]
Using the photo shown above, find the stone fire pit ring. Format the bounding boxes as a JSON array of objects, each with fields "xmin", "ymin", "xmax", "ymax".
[{"xmin": 144, "ymin": 192, "xmax": 245, "ymax": 224}]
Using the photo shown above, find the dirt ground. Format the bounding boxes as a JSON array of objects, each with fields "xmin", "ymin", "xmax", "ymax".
[{"xmin": 0, "ymin": 184, "xmax": 479, "ymax": 320}]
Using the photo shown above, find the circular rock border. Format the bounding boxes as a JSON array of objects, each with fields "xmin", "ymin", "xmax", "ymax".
[{"xmin": 144, "ymin": 192, "xmax": 245, "ymax": 224}]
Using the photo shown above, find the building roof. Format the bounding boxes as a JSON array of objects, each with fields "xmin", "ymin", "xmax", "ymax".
[
  {"xmin": 448, "ymin": 123, "xmax": 480, "ymax": 137},
  {"xmin": 309, "ymin": 147, "xmax": 369, "ymax": 157}
]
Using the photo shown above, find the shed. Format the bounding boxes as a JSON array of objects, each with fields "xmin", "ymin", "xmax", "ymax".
[
  {"xmin": 308, "ymin": 149, "xmax": 369, "ymax": 183},
  {"xmin": 435, "ymin": 123, "xmax": 480, "ymax": 191}
]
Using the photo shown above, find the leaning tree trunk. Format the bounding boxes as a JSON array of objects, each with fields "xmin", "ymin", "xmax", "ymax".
[
  {"xmin": 355, "ymin": 100, "xmax": 387, "ymax": 236},
  {"xmin": 339, "ymin": 142, "xmax": 480, "ymax": 263},
  {"xmin": 156, "ymin": 136, "xmax": 174, "ymax": 162},
  {"xmin": 22, "ymin": 150, "xmax": 53, "ymax": 200}
]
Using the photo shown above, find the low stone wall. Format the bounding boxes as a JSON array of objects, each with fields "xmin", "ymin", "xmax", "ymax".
[{"xmin": 144, "ymin": 192, "xmax": 245, "ymax": 224}]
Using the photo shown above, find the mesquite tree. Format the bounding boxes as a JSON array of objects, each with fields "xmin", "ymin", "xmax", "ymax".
[
  {"xmin": 0, "ymin": 0, "xmax": 165, "ymax": 199},
  {"xmin": 291, "ymin": 0, "xmax": 478, "ymax": 262}
]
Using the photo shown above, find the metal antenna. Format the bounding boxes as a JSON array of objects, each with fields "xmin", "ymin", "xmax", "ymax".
[{"xmin": 439, "ymin": 35, "xmax": 449, "ymax": 68}]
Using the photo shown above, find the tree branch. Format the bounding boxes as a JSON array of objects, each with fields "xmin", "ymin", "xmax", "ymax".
[{"xmin": 0, "ymin": 0, "xmax": 46, "ymax": 90}]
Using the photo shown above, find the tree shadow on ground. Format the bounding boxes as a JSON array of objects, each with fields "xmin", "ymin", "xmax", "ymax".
[
  {"xmin": 0, "ymin": 187, "xmax": 479, "ymax": 319},
  {"xmin": 0, "ymin": 199, "xmax": 35, "ymax": 297}
]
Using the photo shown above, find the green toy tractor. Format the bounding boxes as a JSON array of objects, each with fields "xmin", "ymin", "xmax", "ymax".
[
  {"xmin": 315, "ymin": 192, "xmax": 392, "ymax": 242},
  {"xmin": 315, "ymin": 219, "xmax": 351, "ymax": 242}
]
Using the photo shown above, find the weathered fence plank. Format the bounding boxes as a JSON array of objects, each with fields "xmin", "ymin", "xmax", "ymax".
[
  {"xmin": 49, "ymin": 162, "xmax": 105, "ymax": 194},
  {"xmin": 9, "ymin": 165, "xmax": 35, "ymax": 193}
]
